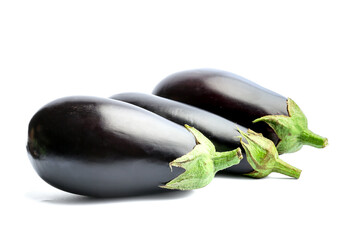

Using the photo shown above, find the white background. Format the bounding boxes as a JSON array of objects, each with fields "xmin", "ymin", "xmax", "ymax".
[{"xmin": 1, "ymin": 1, "xmax": 345, "ymax": 239}]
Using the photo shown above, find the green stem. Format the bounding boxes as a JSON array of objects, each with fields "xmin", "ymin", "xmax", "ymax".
[
  {"xmin": 299, "ymin": 129, "xmax": 328, "ymax": 148},
  {"xmin": 273, "ymin": 158, "xmax": 301, "ymax": 179},
  {"xmin": 239, "ymin": 128, "xmax": 302, "ymax": 179},
  {"xmin": 253, "ymin": 98, "xmax": 328, "ymax": 154},
  {"xmin": 161, "ymin": 125, "xmax": 243, "ymax": 190},
  {"xmin": 212, "ymin": 148, "xmax": 242, "ymax": 173}
]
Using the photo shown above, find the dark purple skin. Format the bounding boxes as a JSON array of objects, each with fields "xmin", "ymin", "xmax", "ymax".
[
  {"xmin": 27, "ymin": 96, "xmax": 196, "ymax": 197},
  {"xmin": 110, "ymin": 92, "xmax": 253, "ymax": 174},
  {"xmin": 153, "ymin": 69, "xmax": 288, "ymax": 145}
]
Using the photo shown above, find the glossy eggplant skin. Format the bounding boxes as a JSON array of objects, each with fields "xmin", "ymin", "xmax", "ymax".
[
  {"xmin": 153, "ymin": 69, "xmax": 288, "ymax": 145},
  {"xmin": 110, "ymin": 92, "xmax": 253, "ymax": 174},
  {"xmin": 27, "ymin": 96, "xmax": 196, "ymax": 197}
]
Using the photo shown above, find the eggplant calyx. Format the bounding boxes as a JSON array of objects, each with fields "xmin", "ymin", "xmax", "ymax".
[
  {"xmin": 160, "ymin": 125, "xmax": 243, "ymax": 190},
  {"xmin": 238, "ymin": 129, "xmax": 301, "ymax": 179},
  {"xmin": 253, "ymin": 98, "xmax": 328, "ymax": 154}
]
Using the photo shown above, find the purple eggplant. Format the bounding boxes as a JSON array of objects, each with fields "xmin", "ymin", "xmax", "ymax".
[
  {"xmin": 111, "ymin": 92, "xmax": 301, "ymax": 179},
  {"xmin": 153, "ymin": 69, "xmax": 328, "ymax": 154},
  {"xmin": 27, "ymin": 96, "xmax": 242, "ymax": 197}
]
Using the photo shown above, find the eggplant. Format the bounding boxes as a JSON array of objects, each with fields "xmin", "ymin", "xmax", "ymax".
[
  {"xmin": 27, "ymin": 96, "xmax": 242, "ymax": 197},
  {"xmin": 153, "ymin": 69, "xmax": 328, "ymax": 154},
  {"xmin": 110, "ymin": 92, "xmax": 301, "ymax": 179}
]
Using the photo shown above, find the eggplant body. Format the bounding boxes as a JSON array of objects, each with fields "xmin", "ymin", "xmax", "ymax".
[
  {"xmin": 110, "ymin": 92, "xmax": 253, "ymax": 174},
  {"xmin": 153, "ymin": 69, "xmax": 287, "ymax": 145},
  {"xmin": 27, "ymin": 96, "xmax": 196, "ymax": 197}
]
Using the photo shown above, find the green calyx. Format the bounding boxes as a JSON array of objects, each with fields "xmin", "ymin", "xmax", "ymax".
[
  {"xmin": 253, "ymin": 98, "xmax": 328, "ymax": 154},
  {"xmin": 161, "ymin": 125, "xmax": 243, "ymax": 190},
  {"xmin": 238, "ymin": 129, "xmax": 301, "ymax": 179}
]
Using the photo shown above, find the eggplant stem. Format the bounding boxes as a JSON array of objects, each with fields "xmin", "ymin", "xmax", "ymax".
[
  {"xmin": 300, "ymin": 129, "xmax": 328, "ymax": 148},
  {"xmin": 253, "ymin": 98, "xmax": 328, "ymax": 154},
  {"xmin": 212, "ymin": 148, "xmax": 242, "ymax": 173},
  {"xmin": 273, "ymin": 158, "xmax": 301, "ymax": 179},
  {"xmin": 238, "ymin": 128, "xmax": 302, "ymax": 179},
  {"xmin": 160, "ymin": 125, "xmax": 243, "ymax": 190}
]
